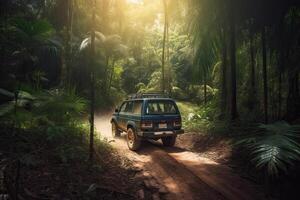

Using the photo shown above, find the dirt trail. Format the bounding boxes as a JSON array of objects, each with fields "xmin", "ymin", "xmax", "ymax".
[{"xmin": 95, "ymin": 114, "xmax": 260, "ymax": 200}]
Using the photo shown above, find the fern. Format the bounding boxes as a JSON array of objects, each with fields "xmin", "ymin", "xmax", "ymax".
[
  {"xmin": 237, "ymin": 121, "xmax": 300, "ymax": 176},
  {"xmin": 34, "ymin": 89, "xmax": 87, "ymax": 123},
  {"xmin": 0, "ymin": 88, "xmax": 86, "ymax": 129},
  {"xmin": 0, "ymin": 88, "xmax": 35, "ymax": 117}
]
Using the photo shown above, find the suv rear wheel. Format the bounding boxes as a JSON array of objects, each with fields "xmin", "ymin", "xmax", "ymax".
[
  {"xmin": 127, "ymin": 128, "xmax": 141, "ymax": 151},
  {"xmin": 111, "ymin": 122, "xmax": 121, "ymax": 137},
  {"xmin": 162, "ymin": 136, "xmax": 177, "ymax": 147}
]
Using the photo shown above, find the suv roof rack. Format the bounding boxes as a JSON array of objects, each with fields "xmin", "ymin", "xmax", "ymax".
[{"xmin": 127, "ymin": 92, "xmax": 169, "ymax": 99}]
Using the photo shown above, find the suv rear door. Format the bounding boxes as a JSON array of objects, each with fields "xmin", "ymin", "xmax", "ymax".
[{"xmin": 142, "ymin": 99, "xmax": 181, "ymax": 131}]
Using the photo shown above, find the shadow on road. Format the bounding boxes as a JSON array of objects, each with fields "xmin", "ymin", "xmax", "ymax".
[{"xmin": 117, "ymin": 133, "xmax": 187, "ymax": 155}]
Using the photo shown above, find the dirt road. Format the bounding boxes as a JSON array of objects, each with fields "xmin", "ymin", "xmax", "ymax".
[{"xmin": 95, "ymin": 114, "xmax": 261, "ymax": 200}]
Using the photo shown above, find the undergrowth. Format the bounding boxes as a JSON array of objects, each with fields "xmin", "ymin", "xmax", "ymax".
[
  {"xmin": 178, "ymin": 101, "xmax": 300, "ymax": 181},
  {"xmin": 0, "ymin": 88, "xmax": 135, "ymax": 199}
]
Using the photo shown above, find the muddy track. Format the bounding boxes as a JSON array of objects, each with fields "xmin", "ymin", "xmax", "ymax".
[{"xmin": 95, "ymin": 114, "xmax": 261, "ymax": 200}]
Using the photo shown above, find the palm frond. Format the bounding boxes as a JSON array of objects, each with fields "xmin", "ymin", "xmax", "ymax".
[
  {"xmin": 237, "ymin": 121, "xmax": 300, "ymax": 177},
  {"xmin": 79, "ymin": 31, "xmax": 106, "ymax": 51}
]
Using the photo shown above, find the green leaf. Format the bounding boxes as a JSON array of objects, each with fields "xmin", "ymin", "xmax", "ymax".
[{"xmin": 0, "ymin": 88, "xmax": 14, "ymax": 98}]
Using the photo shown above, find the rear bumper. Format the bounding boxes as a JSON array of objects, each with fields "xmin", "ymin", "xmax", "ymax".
[{"xmin": 137, "ymin": 129, "xmax": 184, "ymax": 138}]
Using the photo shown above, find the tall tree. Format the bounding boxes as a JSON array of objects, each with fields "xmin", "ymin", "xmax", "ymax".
[
  {"xmin": 161, "ymin": 0, "xmax": 168, "ymax": 93},
  {"xmin": 220, "ymin": 27, "xmax": 228, "ymax": 117},
  {"xmin": 249, "ymin": 20, "xmax": 256, "ymax": 111},
  {"xmin": 261, "ymin": 26, "xmax": 268, "ymax": 123},
  {"xmin": 60, "ymin": 0, "xmax": 74, "ymax": 87},
  {"xmin": 89, "ymin": 0, "xmax": 96, "ymax": 162},
  {"xmin": 229, "ymin": 0, "xmax": 238, "ymax": 120},
  {"xmin": 66, "ymin": 0, "xmax": 74, "ymax": 86}
]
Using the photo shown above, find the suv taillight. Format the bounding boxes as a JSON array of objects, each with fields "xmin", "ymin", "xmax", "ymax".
[
  {"xmin": 173, "ymin": 120, "xmax": 181, "ymax": 127},
  {"xmin": 141, "ymin": 121, "xmax": 153, "ymax": 129}
]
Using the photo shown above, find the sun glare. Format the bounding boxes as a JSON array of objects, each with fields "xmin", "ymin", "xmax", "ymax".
[{"xmin": 127, "ymin": 0, "xmax": 143, "ymax": 4}]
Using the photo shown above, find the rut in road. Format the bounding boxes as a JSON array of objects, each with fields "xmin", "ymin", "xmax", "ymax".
[{"xmin": 95, "ymin": 114, "xmax": 261, "ymax": 200}]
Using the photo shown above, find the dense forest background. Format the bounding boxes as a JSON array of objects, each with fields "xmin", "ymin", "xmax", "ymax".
[{"xmin": 0, "ymin": 0, "xmax": 300, "ymax": 199}]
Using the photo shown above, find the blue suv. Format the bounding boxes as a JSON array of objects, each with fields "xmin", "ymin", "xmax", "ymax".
[{"xmin": 111, "ymin": 93, "xmax": 184, "ymax": 151}]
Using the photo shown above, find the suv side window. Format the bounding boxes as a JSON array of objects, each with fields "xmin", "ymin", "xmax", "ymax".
[
  {"xmin": 132, "ymin": 101, "xmax": 142, "ymax": 115},
  {"xmin": 124, "ymin": 101, "xmax": 134, "ymax": 113},
  {"xmin": 119, "ymin": 102, "xmax": 127, "ymax": 113}
]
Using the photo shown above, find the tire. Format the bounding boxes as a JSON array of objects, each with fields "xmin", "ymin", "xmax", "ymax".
[
  {"xmin": 111, "ymin": 121, "xmax": 121, "ymax": 138},
  {"xmin": 127, "ymin": 128, "xmax": 141, "ymax": 151},
  {"xmin": 161, "ymin": 136, "xmax": 177, "ymax": 147}
]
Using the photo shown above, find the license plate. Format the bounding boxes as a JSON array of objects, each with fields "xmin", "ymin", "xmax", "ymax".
[
  {"xmin": 154, "ymin": 131, "xmax": 173, "ymax": 135},
  {"xmin": 159, "ymin": 123, "xmax": 167, "ymax": 129}
]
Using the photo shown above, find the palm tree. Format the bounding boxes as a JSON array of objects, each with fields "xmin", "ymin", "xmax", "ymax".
[{"xmin": 187, "ymin": 0, "xmax": 231, "ymax": 110}]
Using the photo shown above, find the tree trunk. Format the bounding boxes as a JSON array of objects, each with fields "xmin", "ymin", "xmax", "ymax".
[
  {"xmin": 61, "ymin": 0, "xmax": 73, "ymax": 87},
  {"xmin": 229, "ymin": 2, "xmax": 238, "ymax": 120},
  {"xmin": 161, "ymin": 0, "xmax": 168, "ymax": 93},
  {"xmin": 166, "ymin": 17, "xmax": 171, "ymax": 94},
  {"xmin": 220, "ymin": 28, "xmax": 228, "ymax": 118},
  {"xmin": 278, "ymin": 73, "xmax": 282, "ymax": 118},
  {"xmin": 285, "ymin": 10, "xmax": 299, "ymax": 121},
  {"xmin": 66, "ymin": 0, "xmax": 74, "ymax": 86},
  {"xmin": 89, "ymin": 1, "xmax": 96, "ymax": 162},
  {"xmin": 287, "ymin": 72, "xmax": 300, "ymax": 121},
  {"xmin": 262, "ymin": 26, "xmax": 268, "ymax": 123},
  {"xmin": 249, "ymin": 32, "xmax": 256, "ymax": 111},
  {"xmin": 204, "ymin": 75, "xmax": 207, "ymax": 105},
  {"xmin": 104, "ymin": 56, "xmax": 110, "ymax": 94},
  {"xmin": 108, "ymin": 59, "xmax": 115, "ymax": 90},
  {"xmin": 101, "ymin": 0, "xmax": 109, "ymax": 34},
  {"xmin": 278, "ymin": 16, "xmax": 285, "ymax": 119}
]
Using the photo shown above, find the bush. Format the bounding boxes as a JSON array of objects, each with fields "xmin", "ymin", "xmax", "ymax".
[
  {"xmin": 188, "ymin": 85, "xmax": 218, "ymax": 103},
  {"xmin": 171, "ymin": 86, "xmax": 187, "ymax": 100},
  {"xmin": 0, "ymin": 87, "xmax": 90, "ymax": 163},
  {"xmin": 177, "ymin": 100, "xmax": 220, "ymax": 133}
]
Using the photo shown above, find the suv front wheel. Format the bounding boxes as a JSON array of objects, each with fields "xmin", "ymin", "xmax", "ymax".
[
  {"xmin": 127, "ymin": 128, "xmax": 141, "ymax": 151},
  {"xmin": 162, "ymin": 136, "xmax": 177, "ymax": 147}
]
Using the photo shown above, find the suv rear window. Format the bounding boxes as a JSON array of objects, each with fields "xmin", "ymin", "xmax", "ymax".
[{"xmin": 145, "ymin": 100, "xmax": 178, "ymax": 115}]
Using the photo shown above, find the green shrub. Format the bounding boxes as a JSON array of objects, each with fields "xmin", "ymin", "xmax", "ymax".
[
  {"xmin": 188, "ymin": 85, "xmax": 218, "ymax": 103},
  {"xmin": 171, "ymin": 86, "xmax": 187, "ymax": 100},
  {"xmin": 177, "ymin": 100, "xmax": 220, "ymax": 133}
]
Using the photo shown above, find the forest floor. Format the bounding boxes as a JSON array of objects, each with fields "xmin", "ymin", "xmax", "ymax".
[
  {"xmin": 95, "ymin": 113, "xmax": 265, "ymax": 200},
  {"xmin": 0, "ymin": 126, "xmax": 141, "ymax": 199}
]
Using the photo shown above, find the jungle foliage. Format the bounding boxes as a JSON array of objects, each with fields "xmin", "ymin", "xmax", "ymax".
[{"xmin": 0, "ymin": 0, "xmax": 300, "ymax": 198}]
